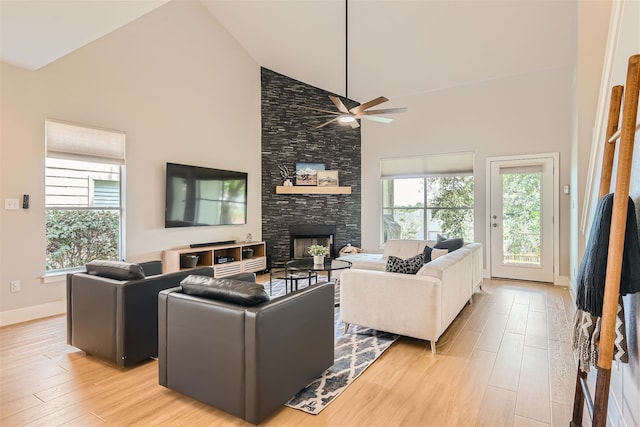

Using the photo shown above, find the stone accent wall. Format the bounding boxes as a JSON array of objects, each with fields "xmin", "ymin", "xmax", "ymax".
[{"xmin": 261, "ymin": 68, "xmax": 361, "ymax": 264}]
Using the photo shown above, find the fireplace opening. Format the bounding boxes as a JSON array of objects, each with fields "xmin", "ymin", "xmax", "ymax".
[{"xmin": 289, "ymin": 224, "xmax": 337, "ymax": 259}]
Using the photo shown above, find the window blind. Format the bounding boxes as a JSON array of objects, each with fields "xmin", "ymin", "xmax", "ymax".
[
  {"xmin": 46, "ymin": 119, "xmax": 125, "ymax": 165},
  {"xmin": 380, "ymin": 152, "xmax": 474, "ymax": 178}
]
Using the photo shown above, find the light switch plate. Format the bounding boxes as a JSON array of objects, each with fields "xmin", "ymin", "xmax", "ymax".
[{"xmin": 4, "ymin": 198, "xmax": 19, "ymax": 210}]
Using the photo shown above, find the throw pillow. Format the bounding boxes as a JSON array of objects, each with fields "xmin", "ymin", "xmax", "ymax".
[
  {"xmin": 86, "ymin": 260, "xmax": 146, "ymax": 280},
  {"xmin": 422, "ymin": 245, "xmax": 433, "ymax": 263},
  {"xmin": 385, "ymin": 254, "xmax": 424, "ymax": 274},
  {"xmin": 431, "ymin": 248, "xmax": 449, "ymax": 260},
  {"xmin": 180, "ymin": 275, "xmax": 270, "ymax": 306},
  {"xmin": 422, "ymin": 246, "xmax": 450, "ymax": 264},
  {"xmin": 434, "ymin": 235, "xmax": 464, "ymax": 252}
]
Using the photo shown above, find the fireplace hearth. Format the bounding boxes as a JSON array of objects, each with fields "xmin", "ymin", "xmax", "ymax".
[{"xmin": 290, "ymin": 224, "xmax": 337, "ymax": 259}]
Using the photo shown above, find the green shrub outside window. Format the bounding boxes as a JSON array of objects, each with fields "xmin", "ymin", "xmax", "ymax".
[{"xmin": 45, "ymin": 209, "xmax": 120, "ymax": 271}]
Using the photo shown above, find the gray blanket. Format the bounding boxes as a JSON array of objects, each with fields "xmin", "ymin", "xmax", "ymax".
[{"xmin": 573, "ymin": 193, "xmax": 640, "ymax": 372}]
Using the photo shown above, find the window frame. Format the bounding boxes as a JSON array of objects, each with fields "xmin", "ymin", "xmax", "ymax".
[
  {"xmin": 45, "ymin": 120, "xmax": 125, "ymax": 274},
  {"xmin": 380, "ymin": 173, "xmax": 474, "ymax": 244}
]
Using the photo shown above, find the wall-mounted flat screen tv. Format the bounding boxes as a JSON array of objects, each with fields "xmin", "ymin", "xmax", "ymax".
[{"xmin": 165, "ymin": 162, "xmax": 247, "ymax": 227}]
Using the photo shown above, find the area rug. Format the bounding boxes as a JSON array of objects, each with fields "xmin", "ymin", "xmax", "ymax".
[
  {"xmin": 266, "ymin": 278, "xmax": 341, "ymax": 306},
  {"xmin": 285, "ymin": 326, "xmax": 399, "ymax": 415}
]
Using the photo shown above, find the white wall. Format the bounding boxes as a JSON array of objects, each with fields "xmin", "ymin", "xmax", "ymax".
[
  {"xmin": 0, "ymin": 0, "xmax": 261, "ymax": 324},
  {"xmin": 361, "ymin": 66, "xmax": 575, "ymax": 279},
  {"xmin": 571, "ymin": 0, "xmax": 613, "ymax": 289}
]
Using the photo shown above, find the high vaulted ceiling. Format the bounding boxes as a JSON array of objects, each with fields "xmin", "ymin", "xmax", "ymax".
[{"xmin": 1, "ymin": 0, "xmax": 577, "ymax": 103}]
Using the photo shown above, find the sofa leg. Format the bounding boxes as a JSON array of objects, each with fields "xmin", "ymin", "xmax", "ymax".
[
  {"xmin": 344, "ymin": 323, "xmax": 350, "ymax": 334},
  {"xmin": 430, "ymin": 341, "xmax": 436, "ymax": 354}
]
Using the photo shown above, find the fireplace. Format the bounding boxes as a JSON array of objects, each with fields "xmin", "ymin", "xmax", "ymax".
[{"xmin": 289, "ymin": 224, "xmax": 337, "ymax": 259}]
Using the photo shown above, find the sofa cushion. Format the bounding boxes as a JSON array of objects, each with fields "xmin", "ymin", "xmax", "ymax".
[
  {"xmin": 383, "ymin": 240, "xmax": 424, "ymax": 261},
  {"xmin": 421, "ymin": 246, "xmax": 470, "ymax": 278},
  {"xmin": 339, "ymin": 253, "xmax": 386, "ymax": 271},
  {"xmin": 434, "ymin": 235, "xmax": 464, "ymax": 252},
  {"xmin": 385, "ymin": 254, "xmax": 424, "ymax": 274},
  {"xmin": 422, "ymin": 246, "xmax": 450, "ymax": 263},
  {"xmin": 432, "ymin": 248, "xmax": 449, "ymax": 260},
  {"xmin": 180, "ymin": 275, "xmax": 270, "ymax": 306},
  {"xmin": 86, "ymin": 260, "xmax": 146, "ymax": 280},
  {"xmin": 138, "ymin": 260, "xmax": 163, "ymax": 276}
]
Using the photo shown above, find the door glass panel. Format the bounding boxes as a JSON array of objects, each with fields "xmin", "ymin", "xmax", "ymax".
[{"xmin": 501, "ymin": 172, "xmax": 541, "ymax": 266}]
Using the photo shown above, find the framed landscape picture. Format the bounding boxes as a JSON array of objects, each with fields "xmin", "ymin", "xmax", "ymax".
[
  {"xmin": 295, "ymin": 163, "xmax": 325, "ymax": 186},
  {"xmin": 317, "ymin": 170, "xmax": 339, "ymax": 187}
]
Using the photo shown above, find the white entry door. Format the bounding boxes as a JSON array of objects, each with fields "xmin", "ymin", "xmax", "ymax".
[{"xmin": 489, "ymin": 156, "xmax": 555, "ymax": 283}]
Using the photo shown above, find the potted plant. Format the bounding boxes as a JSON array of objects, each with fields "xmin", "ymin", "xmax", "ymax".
[
  {"xmin": 308, "ymin": 244, "xmax": 330, "ymax": 264},
  {"xmin": 278, "ymin": 164, "xmax": 295, "ymax": 186}
]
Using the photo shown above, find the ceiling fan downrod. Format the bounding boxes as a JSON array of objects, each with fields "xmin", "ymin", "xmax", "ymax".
[
  {"xmin": 345, "ymin": 0, "xmax": 349, "ymax": 101},
  {"xmin": 295, "ymin": 0, "xmax": 407, "ymax": 129}
]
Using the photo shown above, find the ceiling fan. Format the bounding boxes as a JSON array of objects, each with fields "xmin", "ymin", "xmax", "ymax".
[{"xmin": 298, "ymin": 0, "xmax": 407, "ymax": 129}]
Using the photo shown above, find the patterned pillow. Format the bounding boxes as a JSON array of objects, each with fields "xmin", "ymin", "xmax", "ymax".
[{"xmin": 385, "ymin": 254, "xmax": 424, "ymax": 274}]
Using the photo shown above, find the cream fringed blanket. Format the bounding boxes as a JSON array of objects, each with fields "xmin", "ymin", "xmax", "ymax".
[{"xmin": 572, "ymin": 194, "xmax": 640, "ymax": 372}]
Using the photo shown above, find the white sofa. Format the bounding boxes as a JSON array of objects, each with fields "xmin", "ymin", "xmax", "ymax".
[{"xmin": 338, "ymin": 240, "xmax": 483, "ymax": 353}]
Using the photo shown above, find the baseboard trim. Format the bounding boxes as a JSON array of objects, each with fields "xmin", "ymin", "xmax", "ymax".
[
  {"xmin": 0, "ymin": 300, "xmax": 66, "ymax": 327},
  {"xmin": 483, "ymin": 270, "xmax": 570, "ymax": 287}
]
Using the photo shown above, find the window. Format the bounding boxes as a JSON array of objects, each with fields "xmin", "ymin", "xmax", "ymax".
[
  {"xmin": 45, "ymin": 120, "xmax": 125, "ymax": 272},
  {"xmin": 380, "ymin": 153, "xmax": 474, "ymax": 244}
]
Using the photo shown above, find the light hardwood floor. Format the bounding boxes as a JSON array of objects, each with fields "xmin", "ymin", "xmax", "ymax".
[{"xmin": 0, "ymin": 278, "xmax": 580, "ymax": 426}]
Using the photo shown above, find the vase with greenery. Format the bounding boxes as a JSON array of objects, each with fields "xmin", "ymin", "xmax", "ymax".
[{"xmin": 308, "ymin": 244, "xmax": 330, "ymax": 264}]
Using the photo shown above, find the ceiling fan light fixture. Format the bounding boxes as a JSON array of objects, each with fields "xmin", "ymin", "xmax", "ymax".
[{"xmin": 299, "ymin": 0, "xmax": 406, "ymax": 129}]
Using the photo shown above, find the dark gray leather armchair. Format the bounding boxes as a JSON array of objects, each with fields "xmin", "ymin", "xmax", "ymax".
[
  {"xmin": 158, "ymin": 281, "xmax": 335, "ymax": 425},
  {"xmin": 66, "ymin": 261, "xmax": 216, "ymax": 367}
]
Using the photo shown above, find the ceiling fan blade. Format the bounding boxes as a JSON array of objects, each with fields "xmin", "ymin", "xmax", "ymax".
[
  {"xmin": 349, "ymin": 96, "xmax": 389, "ymax": 115},
  {"xmin": 317, "ymin": 116, "xmax": 341, "ymax": 128},
  {"xmin": 329, "ymin": 96, "xmax": 350, "ymax": 113},
  {"xmin": 294, "ymin": 104, "xmax": 341, "ymax": 115},
  {"xmin": 358, "ymin": 107, "xmax": 408, "ymax": 116},
  {"xmin": 361, "ymin": 115, "xmax": 394, "ymax": 124}
]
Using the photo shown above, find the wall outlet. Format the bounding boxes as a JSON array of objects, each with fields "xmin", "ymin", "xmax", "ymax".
[
  {"xmin": 10, "ymin": 280, "xmax": 21, "ymax": 293},
  {"xmin": 4, "ymin": 198, "xmax": 19, "ymax": 210}
]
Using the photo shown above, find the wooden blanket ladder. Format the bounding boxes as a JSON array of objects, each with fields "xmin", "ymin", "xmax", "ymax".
[{"xmin": 570, "ymin": 53, "xmax": 640, "ymax": 427}]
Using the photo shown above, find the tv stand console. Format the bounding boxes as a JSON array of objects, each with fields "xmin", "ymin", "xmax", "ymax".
[{"xmin": 163, "ymin": 241, "xmax": 266, "ymax": 278}]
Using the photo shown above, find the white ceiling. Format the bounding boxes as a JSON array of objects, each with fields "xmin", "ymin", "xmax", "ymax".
[
  {"xmin": 0, "ymin": 0, "xmax": 576, "ymax": 103},
  {"xmin": 0, "ymin": 0, "xmax": 171, "ymax": 71}
]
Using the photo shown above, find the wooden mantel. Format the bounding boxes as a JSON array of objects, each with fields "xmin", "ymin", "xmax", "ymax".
[{"xmin": 275, "ymin": 186, "xmax": 352, "ymax": 195}]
